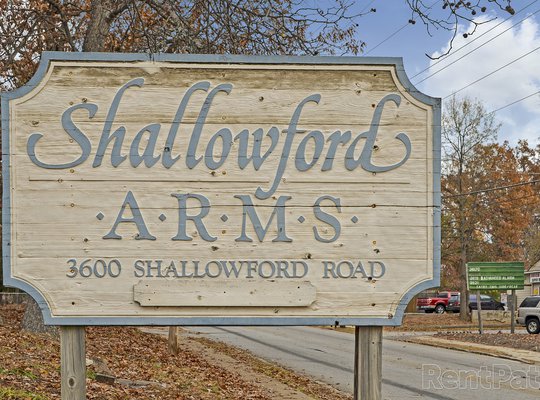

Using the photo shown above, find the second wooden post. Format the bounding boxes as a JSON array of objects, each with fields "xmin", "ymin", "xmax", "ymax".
[{"xmin": 354, "ymin": 326, "xmax": 382, "ymax": 400}]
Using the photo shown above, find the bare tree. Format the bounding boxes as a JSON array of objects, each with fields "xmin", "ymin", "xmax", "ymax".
[
  {"xmin": 441, "ymin": 96, "xmax": 500, "ymax": 320},
  {"xmin": 407, "ymin": 0, "xmax": 516, "ymax": 58},
  {"xmin": 0, "ymin": 0, "xmax": 366, "ymax": 88},
  {"xmin": 0, "ymin": 0, "xmax": 516, "ymax": 89}
]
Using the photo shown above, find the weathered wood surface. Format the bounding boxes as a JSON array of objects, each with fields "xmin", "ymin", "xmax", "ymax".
[
  {"xmin": 134, "ymin": 280, "xmax": 316, "ymax": 306},
  {"xmin": 6, "ymin": 60, "xmax": 437, "ymax": 322},
  {"xmin": 60, "ymin": 326, "xmax": 86, "ymax": 400},
  {"xmin": 168, "ymin": 326, "xmax": 179, "ymax": 355},
  {"xmin": 354, "ymin": 326, "xmax": 382, "ymax": 400}
]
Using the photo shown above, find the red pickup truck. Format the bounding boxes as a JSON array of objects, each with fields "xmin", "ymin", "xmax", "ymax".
[{"xmin": 416, "ymin": 291, "xmax": 459, "ymax": 314}]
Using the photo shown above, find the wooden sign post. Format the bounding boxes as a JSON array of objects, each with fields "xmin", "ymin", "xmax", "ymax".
[
  {"xmin": 510, "ymin": 289, "xmax": 516, "ymax": 334},
  {"xmin": 476, "ymin": 290, "xmax": 484, "ymax": 335},
  {"xmin": 168, "ymin": 326, "xmax": 180, "ymax": 355},
  {"xmin": 354, "ymin": 326, "xmax": 383, "ymax": 400},
  {"xmin": 60, "ymin": 327, "xmax": 86, "ymax": 399},
  {"xmin": 2, "ymin": 53, "xmax": 440, "ymax": 399}
]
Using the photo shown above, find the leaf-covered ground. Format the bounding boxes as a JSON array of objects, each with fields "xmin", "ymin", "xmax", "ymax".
[
  {"xmin": 327, "ymin": 313, "xmax": 515, "ymax": 335},
  {"xmin": 433, "ymin": 331, "xmax": 540, "ymax": 352},
  {"xmin": 0, "ymin": 304, "xmax": 346, "ymax": 399}
]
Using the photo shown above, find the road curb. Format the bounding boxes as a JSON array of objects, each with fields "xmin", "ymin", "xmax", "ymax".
[{"xmin": 400, "ymin": 336, "xmax": 540, "ymax": 365}]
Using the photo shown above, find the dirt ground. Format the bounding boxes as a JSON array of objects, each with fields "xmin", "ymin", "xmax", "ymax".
[{"xmin": 0, "ymin": 304, "xmax": 349, "ymax": 400}]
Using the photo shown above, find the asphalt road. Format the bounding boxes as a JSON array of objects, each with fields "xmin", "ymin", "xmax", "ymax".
[{"xmin": 187, "ymin": 326, "xmax": 540, "ymax": 399}]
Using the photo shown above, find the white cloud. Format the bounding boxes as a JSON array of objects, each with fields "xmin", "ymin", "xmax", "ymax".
[
  {"xmin": 417, "ymin": 14, "xmax": 540, "ymax": 145},
  {"xmin": 508, "ymin": 116, "xmax": 540, "ymax": 144}
]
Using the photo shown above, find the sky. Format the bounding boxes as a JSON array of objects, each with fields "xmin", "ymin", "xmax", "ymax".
[{"xmin": 342, "ymin": 1, "xmax": 540, "ymax": 146}]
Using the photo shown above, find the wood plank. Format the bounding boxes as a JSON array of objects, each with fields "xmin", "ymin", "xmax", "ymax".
[
  {"xmin": 45, "ymin": 63, "xmax": 401, "ymax": 91},
  {"xmin": 133, "ymin": 280, "xmax": 316, "ymax": 307}
]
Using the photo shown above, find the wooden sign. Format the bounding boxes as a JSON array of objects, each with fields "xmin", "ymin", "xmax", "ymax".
[{"xmin": 2, "ymin": 53, "xmax": 441, "ymax": 325}]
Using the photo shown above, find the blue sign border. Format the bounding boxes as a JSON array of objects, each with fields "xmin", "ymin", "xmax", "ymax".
[{"xmin": 2, "ymin": 52, "xmax": 441, "ymax": 326}]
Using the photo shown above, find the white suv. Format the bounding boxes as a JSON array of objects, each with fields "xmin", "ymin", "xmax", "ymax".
[{"xmin": 517, "ymin": 296, "xmax": 540, "ymax": 334}]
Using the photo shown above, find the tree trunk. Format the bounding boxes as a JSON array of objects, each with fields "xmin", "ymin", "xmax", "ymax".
[
  {"xmin": 22, "ymin": 297, "xmax": 58, "ymax": 337},
  {"xmin": 459, "ymin": 204, "xmax": 468, "ymax": 321},
  {"xmin": 457, "ymin": 166, "xmax": 470, "ymax": 321},
  {"xmin": 83, "ymin": 0, "xmax": 129, "ymax": 52},
  {"xmin": 459, "ymin": 257, "xmax": 470, "ymax": 321}
]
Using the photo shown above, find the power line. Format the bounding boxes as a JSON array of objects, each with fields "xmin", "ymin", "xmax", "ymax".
[
  {"xmin": 364, "ymin": 21, "xmax": 412, "ymax": 55},
  {"xmin": 486, "ymin": 191, "xmax": 540, "ymax": 207},
  {"xmin": 443, "ymin": 45, "xmax": 540, "ymax": 99},
  {"xmin": 364, "ymin": 0, "xmax": 441, "ymax": 56},
  {"xmin": 488, "ymin": 89, "xmax": 540, "ymax": 114},
  {"xmin": 445, "ymin": 192, "xmax": 540, "ymax": 213},
  {"xmin": 444, "ymin": 179, "xmax": 540, "ymax": 198},
  {"xmin": 411, "ymin": 0, "xmax": 538, "ymax": 80},
  {"xmin": 414, "ymin": 8, "xmax": 540, "ymax": 85},
  {"xmin": 359, "ymin": 0, "xmax": 377, "ymax": 13}
]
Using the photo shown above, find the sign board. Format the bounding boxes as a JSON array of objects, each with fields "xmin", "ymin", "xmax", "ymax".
[
  {"xmin": 2, "ymin": 53, "xmax": 441, "ymax": 326},
  {"xmin": 530, "ymin": 273, "xmax": 540, "ymax": 284},
  {"xmin": 467, "ymin": 262, "xmax": 525, "ymax": 291}
]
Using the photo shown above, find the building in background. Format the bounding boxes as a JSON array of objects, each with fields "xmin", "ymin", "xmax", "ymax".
[{"xmin": 515, "ymin": 260, "xmax": 540, "ymax": 306}]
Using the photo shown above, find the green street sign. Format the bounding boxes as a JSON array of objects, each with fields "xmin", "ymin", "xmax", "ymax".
[{"xmin": 466, "ymin": 262, "xmax": 525, "ymax": 290}]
